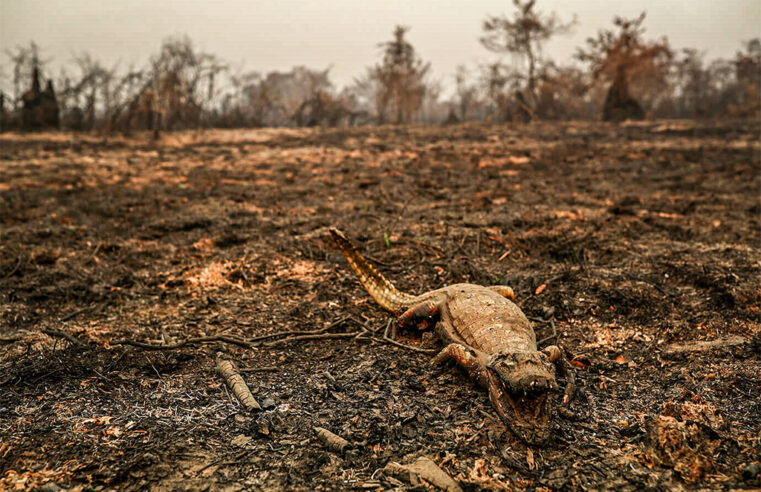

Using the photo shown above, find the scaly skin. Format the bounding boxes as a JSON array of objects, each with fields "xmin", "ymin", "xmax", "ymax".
[{"xmin": 330, "ymin": 228, "xmax": 573, "ymax": 445}]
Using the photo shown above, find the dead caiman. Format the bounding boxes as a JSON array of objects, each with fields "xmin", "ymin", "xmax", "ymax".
[{"xmin": 329, "ymin": 228, "xmax": 574, "ymax": 445}]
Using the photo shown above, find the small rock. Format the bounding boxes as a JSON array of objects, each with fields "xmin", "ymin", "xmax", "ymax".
[{"xmin": 261, "ymin": 397, "xmax": 276, "ymax": 409}]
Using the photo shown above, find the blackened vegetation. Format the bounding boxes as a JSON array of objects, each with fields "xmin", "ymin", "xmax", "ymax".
[
  {"xmin": 20, "ymin": 67, "xmax": 60, "ymax": 131},
  {"xmin": 0, "ymin": 120, "xmax": 759, "ymax": 490},
  {"xmin": 602, "ymin": 66, "xmax": 645, "ymax": 122}
]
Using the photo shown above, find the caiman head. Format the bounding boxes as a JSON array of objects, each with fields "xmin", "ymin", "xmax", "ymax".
[{"xmin": 485, "ymin": 351, "xmax": 558, "ymax": 445}]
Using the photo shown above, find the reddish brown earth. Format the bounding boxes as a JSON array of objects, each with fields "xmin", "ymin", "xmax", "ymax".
[{"xmin": 1, "ymin": 120, "xmax": 759, "ymax": 490}]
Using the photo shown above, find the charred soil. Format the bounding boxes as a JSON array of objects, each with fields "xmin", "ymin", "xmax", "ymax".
[{"xmin": 1, "ymin": 120, "xmax": 760, "ymax": 490}]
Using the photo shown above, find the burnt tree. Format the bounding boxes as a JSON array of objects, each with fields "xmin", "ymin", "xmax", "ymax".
[
  {"xmin": 21, "ymin": 67, "xmax": 59, "ymax": 130},
  {"xmin": 602, "ymin": 66, "xmax": 644, "ymax": 121},
  {"xmin": 480, "ymin": 0, "xmax": 575, "ymax": 119},
  {"xmin": 576, "ymin": 13, "xmax": 671, "ymax": 121}
]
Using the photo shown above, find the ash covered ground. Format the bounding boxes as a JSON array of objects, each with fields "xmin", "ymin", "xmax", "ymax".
[{"xmin": 1, "ymin": 120, "xmax": 759, "ymax": 490}]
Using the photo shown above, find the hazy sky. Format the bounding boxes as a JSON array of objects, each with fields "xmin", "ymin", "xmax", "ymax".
[{"xmin": 2, "ymin": 0, "xmax": 759, "ymax": 94}]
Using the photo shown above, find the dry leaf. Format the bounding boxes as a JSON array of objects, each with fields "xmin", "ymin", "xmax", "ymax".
[{"xmin": 526, "ymin": 447, "xmax": 535, "ymax": 470}]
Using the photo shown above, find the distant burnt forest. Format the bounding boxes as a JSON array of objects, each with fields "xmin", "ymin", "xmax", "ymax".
[{"xmin": 1, "ymin": 5, "xmax": 759, "ymax": 134}]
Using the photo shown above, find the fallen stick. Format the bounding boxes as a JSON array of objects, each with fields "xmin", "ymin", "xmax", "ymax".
[
  {"xmin": 239, "ymin": 366, "xmax": 279, "ymax": 373},
  {"xmin": 43, "ymin": 328, "xmax": 88, "ymax": 348},
  {"xmin": 61, "ymin": 307, "xmax": 91, "ymax": 322},
  {"xmin": 113, "ymin": 334, "xmax": 252, "ymax": 350},
  {"xmin": 245, "ymin": 315, "xmax": 352, "ymax": 343},
  {"xmin": 215, "ymin": 356, "xmax": 261, "ymax": 411},
  {"xmin": 381, "ymin": 335, "xmax": 437, "ymax": 354},
  {"xmin": 664, "ymin": 336, "xmax": 748, "ymax": 354},
  {"xmin": 264, "ymin": 332, "xmax": 361, "ymax": 347},
  {"xmin": 384, "ymin": 456, "xmax": 462, "ymax": 492},
  {"xmin": 112, "ymin": 316, "xmax": 362, "ymax": 351},
  {"xmin": 2, "ymin": 255, "xmax": 23, "ymax": 280},
  {"xmin": 313, "ymin": 427, "xmax": 350, "ymax": 453}
]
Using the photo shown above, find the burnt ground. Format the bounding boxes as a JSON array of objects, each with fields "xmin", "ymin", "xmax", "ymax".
[{"xmin": 0, "ymin": 120, "xmax": 759, "ymax": 491}]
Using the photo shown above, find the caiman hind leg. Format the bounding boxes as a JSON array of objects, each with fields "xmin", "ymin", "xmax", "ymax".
[
  {"xmin": 397, "ymin": 295, "xmax": 445, "ymax": 330},
  {"xmin": 542, "ymin": 345, "xmax": 576, "ymax": 405}
]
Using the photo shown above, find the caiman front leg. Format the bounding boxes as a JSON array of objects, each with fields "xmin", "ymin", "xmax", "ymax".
[
  {"xmin": 542, "ymin": 345, "xmax": 576, "ymax": 405},
  {"xmin": 432, "ymin": 343, "xmax": 491, "ymax": 389}
]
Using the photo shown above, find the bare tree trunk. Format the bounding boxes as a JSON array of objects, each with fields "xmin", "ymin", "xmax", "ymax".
[
  {"xmin": 152, "ymin": 111, "xmax": 161, "ymax": 140},
  {"xmin": 602, "ymin": 66, "xmax": 644, "ymax": 121}
]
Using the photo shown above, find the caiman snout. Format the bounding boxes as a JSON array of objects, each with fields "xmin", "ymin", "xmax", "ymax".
[{"xmin": 486, "ymin": 351, "xmax": 558, "ymax": 445}]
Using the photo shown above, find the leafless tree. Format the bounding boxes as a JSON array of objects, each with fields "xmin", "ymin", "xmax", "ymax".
[
  {"xmin": 147, "ymin": 36, "xmax": 227, "ymax": 133},
  {"xmin": 670, "ymin": 49, "xmax": 712, "ymax": 117},
  {"xmin": 367, "ymin": 26, "xmax": 431, "ymax": 124},
  {"xmin": 480, "ymin": 61, "xmax": 529, "ymax": 122},
  {"xmin": 454, "ymin": 65, "xmax": 479, "ymax": 121},
  {"xmin": 68, "ymin": 53, "xmax": 112, "ymax": 130},
  {"xmin": 533, "ymin": 62, "xmax": 592, "ymax": 120},
  {"xmin": 480, "ymin": 0, "xmax": 575, "ymax": 115},
  {"xmin": 731, "ymin": 38, "xmax": 760, "ymax": 117},
  {"xmin": 5, "ymin": 42, "xmax": 45, "ymax": 111}
]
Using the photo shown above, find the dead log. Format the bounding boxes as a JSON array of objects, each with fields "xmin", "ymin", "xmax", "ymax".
[
  {"xmin": 384, "ymin": 456, "xmax": 462, "ymax": 492},
  {"xmin": 215, "ymin": 355, "xmax": 261, "ymax": 411},
  {"xmin": 313, "ymin": 426, "xmax": 351, "ymax": 453}
]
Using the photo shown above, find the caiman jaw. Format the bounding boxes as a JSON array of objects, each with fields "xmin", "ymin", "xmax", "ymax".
[{"xmin": 486, "ymin": 367, "xmax": 555, "ymax": 445}]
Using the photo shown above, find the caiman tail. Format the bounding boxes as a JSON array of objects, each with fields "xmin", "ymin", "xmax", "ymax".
[{"xmin": 329, "ymin": 228, "xmax": 415, "ymax": 313}]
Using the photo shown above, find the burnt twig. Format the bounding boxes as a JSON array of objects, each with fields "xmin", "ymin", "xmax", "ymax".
[
  {"xmin": 2, "ymin": 256, "xmax": 23, "ymax": 280},
  {"xmin": 216, "ymin": 355, "xmax": 261, "ymax": 411},
  {"xmin": 244, "ymin": 315, "xmax": 351, "ymax": 343},
  {"xmin": 113, "ymin": 316, "xmax": 361, "ymax": 351},
  {"xmin": 239, "ymin": 366, "xmax": 279, "ymax": 373},
  {"xmin": 536, "ymin": 319, "xmax": 558, "ymax": 346},
  {"xmin": 43, "ymin": 328, "xmax": 88, "ymax": 348},
  {"xmin": 313, "ymin": 426, "xmax": 351, "ymax": 453},
  {"xmin": 380, "ymin": 335, "xmax": 437, "ymax": 354},
  {"xmin": 265, "ymin": 332, "xmax": 362, "ymax": 347},
  {"xmin": 113, "ymin": 334, "xmax": 252, "ymax": 350},
  {"xmin": 61, "ymin": 307, "xmax": 91, "ymax": 322}
]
